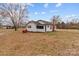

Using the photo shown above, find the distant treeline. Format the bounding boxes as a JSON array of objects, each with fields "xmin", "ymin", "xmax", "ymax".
[{"xmin": 56, "ymin": 22, "xmax": 79, "ymax": 29}]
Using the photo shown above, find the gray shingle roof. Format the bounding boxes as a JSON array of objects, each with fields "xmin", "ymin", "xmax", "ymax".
[{"xmin": 27, "ymin": 20, "xmax": 52, "ymax": 25}]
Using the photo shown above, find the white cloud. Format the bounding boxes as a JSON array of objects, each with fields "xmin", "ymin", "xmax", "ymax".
[
  {"xmin": 34, "ymin": 12, "xmax": 38, "ymax": 15},
  {"xmin": 71, "ymin": 14, "xmax": 76, "ymax": 17},
  {"xmin": 65, "ymin": 14, "xmax": 76, "ymax": 18},
  {"xmin": 56, "ymin": 3, "xmax": 62, "ymax": 7},
  {"xmin": 34, "ymin": 11, "xmax": 46, "ymax": 15},
  {"xmin": 44, "ymin": 3, "xmax": 49, "ymax": 8},
  {"xmin": 41, "ymin": 12, "xmax": 46, "ymax": 14},
  {"xmin": 27, "ymin": 3, "xmax": 34, "ymax": 7}
]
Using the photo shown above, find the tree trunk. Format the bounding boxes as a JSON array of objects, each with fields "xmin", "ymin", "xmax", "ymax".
[
  {"xmin": 52, "ymin": 19, "xmax": 55, "ymax": 32},
  {"xmin": 53, "ymin": 24, "xmax": 55, "ymax": 32},
  {"xmin": 11, "ymin": 18, "xmax": 18, "ymax": 31},
  {"xmin": 14, "ymin": 25, "xmax": 17, "ymax": 31}
]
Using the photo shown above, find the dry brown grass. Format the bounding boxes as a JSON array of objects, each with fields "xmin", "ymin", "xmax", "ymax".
[{"xmin": 0, "ymin": 29, "xmax": 79, "ymax": 56}]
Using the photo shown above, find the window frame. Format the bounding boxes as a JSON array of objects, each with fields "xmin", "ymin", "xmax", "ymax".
[{"xmin": 36, "ymin": 25, "xmax": 44, "ymax": 29}]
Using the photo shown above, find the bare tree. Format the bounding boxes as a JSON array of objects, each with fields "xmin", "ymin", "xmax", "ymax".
[
  {"xmin": 0, "ymin": 15, "xmax": 4, "ymax": 28},
  {"xmin": 0, "ymin": 19, "xmax": 2, "ymax": 28},
  {"xmin": 0, "ymin": 3, "xmax": 28, "ymax": 31},
  {"xmin": 51, "ymin": 15, "xmax": 60, "ymax": 32}
]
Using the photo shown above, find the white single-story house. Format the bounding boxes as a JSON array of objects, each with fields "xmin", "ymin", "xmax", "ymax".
[{"xmin": 26, "ymin": 20, "xmax": 56, "ymax": 32}]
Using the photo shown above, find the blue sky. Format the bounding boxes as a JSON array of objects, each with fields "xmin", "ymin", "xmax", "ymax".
[{"xmin": 27, "ymin": 3, "xmax": 79, "ymax": 22}]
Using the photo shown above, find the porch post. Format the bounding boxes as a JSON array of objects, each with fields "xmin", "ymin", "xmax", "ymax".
[{"xmin": 45, "ymin": 25, "xmax": 46, "ymax": 32}]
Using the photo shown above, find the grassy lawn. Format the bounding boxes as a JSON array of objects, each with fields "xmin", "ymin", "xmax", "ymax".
[{"xmin": 0, "ymin": 29, "xmax": 79, "ymax": 55}]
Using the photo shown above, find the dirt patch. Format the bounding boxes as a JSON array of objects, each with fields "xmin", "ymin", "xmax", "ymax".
[
  {"xmin": 58, "ymin": 48, "xmax": 79, "ymax": 56},
  {"xmin": 0, "ymin": 33, "xmax": 5, "ymax": 36},
  {"xmin": 0, "ymin": 29, "xmax": 79, "ymax": 55}
]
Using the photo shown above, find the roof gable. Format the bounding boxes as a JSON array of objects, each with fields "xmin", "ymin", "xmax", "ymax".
[
  {"xmin": 37, "ymin": 20, "xmax": 52, "ymax": 25},
  {"xmin": 27, "ymin": 20, "xmax": 52, "ymax": 25}
]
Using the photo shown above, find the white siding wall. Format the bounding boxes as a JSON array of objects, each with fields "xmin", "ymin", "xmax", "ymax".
[
  {"xmin": 26, "ymin": 23, "xmax": 53, "ymax": 32},
  {"xmin": 26, "ymin": 23, "xmax": 37, "ymax": 32},
  {"xmin": 26, "ymin": 23, "xmax": 45, "ymax": 32},
  {"xmin": 46, "ymin": 25, "xmax": 52, "ymax": 32}
]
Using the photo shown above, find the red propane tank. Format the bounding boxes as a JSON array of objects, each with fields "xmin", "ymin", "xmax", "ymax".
[{"xmin": 22, "ymin": 29, "xmax": 27, "ymax": 33}]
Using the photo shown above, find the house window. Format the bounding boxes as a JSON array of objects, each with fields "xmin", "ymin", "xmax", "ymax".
[
  {"xmin": 28, "ymin": 25, "xmax": 31, "ymax": 28},
  {"xmin": 36, "ymin": 25, "xmax": 44, "ymax": 29}
]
